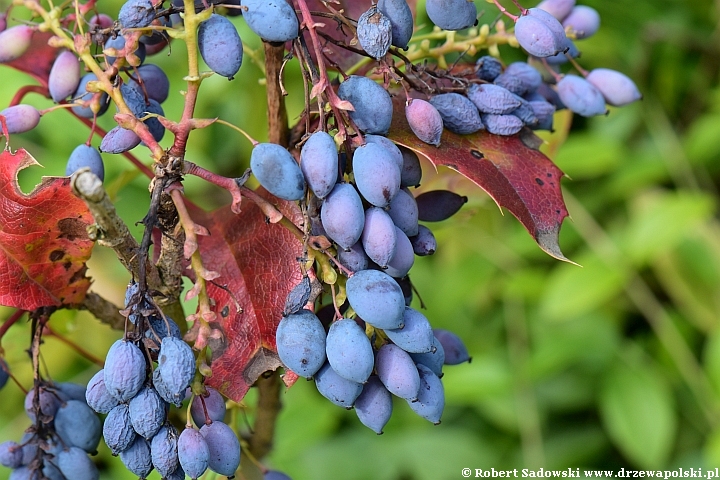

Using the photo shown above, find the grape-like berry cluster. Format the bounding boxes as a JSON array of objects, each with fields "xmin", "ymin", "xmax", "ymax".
[
  {"xmin": 260, "ymin": 116, "xmax": 471, "ymax": 431},
  {"xmin": 82, "ymin": 282, "xmax": 240, "ymax": 479},
  {"xmin": 0, "ymin": 378, "xmax": 101, "ymax": 480},
  {"xmin": 0, "ymin": 0, "xmax": 642, "ymax": 476}
]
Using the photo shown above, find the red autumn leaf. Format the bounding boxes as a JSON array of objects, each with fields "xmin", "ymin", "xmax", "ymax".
[
  {"xmin": 388, "ymin": 100, "xmax": 572, "ymax": 262},
  {"xmin": 0, "ymin": 148, "xmax": 94, "ymax": 310},
  {"xmin": 189, "ymin": 193, "xmax": 304, "ymax": 403},
  {"xmin": 5, "ymin": 31, "xmax": 57, "ymax": 91},
  {"xmin": 296, "ymin": 0, "xmax": 417, "ymax": 72}
]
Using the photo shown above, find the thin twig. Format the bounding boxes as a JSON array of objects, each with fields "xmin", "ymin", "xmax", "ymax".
[
  {"xmin": 44, "ymin": 325, "xmax": 105, "ymax": 367},
  {"xmin": 0, "ymin": 310, "xmax": 26, "ymax": 345}
]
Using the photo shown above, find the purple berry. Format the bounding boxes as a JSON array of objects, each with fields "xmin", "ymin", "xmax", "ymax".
[
  {"xmin": 66, "ymin": 144, "xmax": 104, "ymax": 181},
  {"xmin": 0, "ymin": 25, "xmax": 33, "ymax": 63},
  {"xmin": 178, "ymin": 428, "xmax": 210, "ymax": 480},
  {"xmin": 72, "ymin": 73, "xmax": 110, "ymax": 118},
  {"xmin": 129, "ymin": 64, "xmax": 170, "ymax": 103},
  {"xmin": 191, "ymin": 387, "xmax": 227, "ymax": 426},
  {"xmin": 407, "ymin": 364, "xmax": 445, "ymax": 424},
  {"xmin": 314, "ymin": 362, "xmax": 363, "ymax": 408},
  {"xmin": 354, "ymin": 376, "xmax": 393, "ymax": 434},
  {"xmin": 535, "ymin": 0, "xmax": 576, "ymax": 21},
  {"xmin": 337, "ymin": 75, "xmax": 393, "ymax": 135},
  {"xmin": 54, "ymin": 399, "xmax": 102, "ymax": 452},
  {"xmin": 385, "ymin": 227, "xmax": 415, "ymax": 278},
  {"xmin": 326, "ymin": 318, "xmax": 374, "ymax": 384},
  {"xmin": 151, "ymin": 425, "xmax": 180, "ymax": 478},
  {"xmin": 399, "ymin": 146, "xmax": 422, "ymax": 188},
  {"xmin": 467, "ymin": 84, "xmax": 522, "ymax": 115},
  {"xmin": 57, "ymin": 446, "xmax": 100, "ymax": 480},
  {"xmin": 353, "ymin": 142, "xmax": 401, "ymax": 207},
  {"xmin": 103, "ymin": 404, "xmax": 137, "ymax": 455},
  {"xmin": 100, "ymin": 126, "xmax": 141, "ymax": 154},
  {"xmin": 361, "ymin": 207, "xmax": 397, "ymax": 268},
  {"xmin": 104, "ymin": 340, "xmax": 146, "ymax": 402},
  {"xmin": 119, "ymin": 436, "xmax": 153, "ymax": 478},
  {"xmin": 321, "ymin": 183, "xmax": 365, "ymax": 249},
  {"xmin": 118, "ymin": 0, "xmax": 156, "ymax": 28},
  {"xmin": 387, "ymin": 187, "xmax": 419, "ymax": 237},
  {"xmin": 199, "ymin": 421, "xmax": 241, "ymax": 476},
  {"xmin": 300, "ymin": 131, "xmax": 338, "ymax": 199},
  {"xmin": 49, "ymin": 50, "xmax": 81, "ymax": 102},
  {"xmin": 429, "ymin": 93, "xmax": 484, "ymax": 135},
  {"xmin": 409, "ymin": 225, "xmax": 437, "ymax": 256},
  {"xmin": 241, "ymin": 0, "xmax": 299, "ymax": 43},
  {"xmin": 557, "ymin": 74, "xmax": 607, "ymax": 117},
  {"xmin": 476, "ymin": 55, "xmax": 503, "ymax": 82},
  {"xmin": 433, "ymin": 328, "xmax": 471, "ymax": 364},
  {"xmin": 514, "ymin": 10, "xmax": 565, "ymax": 58},
  {"xmin": 425, "ymin": 0, "xmax": 477, "ymax": 31},
  {"xmin": 129, "ymin": 387, "xmax": 166, "ymax": 439},
  {"xmin": 0, "ymin": 441, "xmax": 23, "ymax": 469},
  {"xmin": 562, "ymin": 5, "xmax": 600, "ymax": 39},
  {"xmin": 346, "ymin": 270, "xmax": 405, "ymax": 330},
  {"xmin": 415, "ymin": 190, "xmax": 467, "ymax": 222},
  {"xmin": 158, "ymin": 337, "xmax": 196, "ymax": 404},
  {"xmin": 377, "ymin": 0, "xmax": 413, "ymax": 49},
  {"xmin": 276, "ymin": 310, "xmax": 327, "ymax": 379},
  {"xmin": 357, "ymin": 6, "xmax": 392, "ymax": 60},
  {"xmin": 482, "ymin": 113, "xmax": 525, "ymax": 135},
  {"xmin": 504, "ymin": 62, "xmax": 543, "ymax": 92},
  {"xmin": 376, "ymin": 344, "xmax": 421, "ymax": 401},
  {"xmin": 406, "ymin": 99, "xmax": 443, "ymax": 146},
  {"xmin": 24, "ymin": 385, "xmax": 62, "ymax": 422},
  {"xmin": 586, "ymin": 68, "xmax": 642, "ymax": 107},
  {"xmin": 198, "ymin": 14, "xmax": 243, "ymax": 79},
  {"xmin": 0, "ymin": 105, "xmax": 40, "ymax": 134},
  {"xmin": 385, "ymin": 307, "xmax": 435, "ymax": 353},
  {"xmin": 410, "ymin": 335, "xmax": 445, "ymax": 376},
  {"xmin": 250, "ymin": 143, "xmax": 306, "ymax": 201}
]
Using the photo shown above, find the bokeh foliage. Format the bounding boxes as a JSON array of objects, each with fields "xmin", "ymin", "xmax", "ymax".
[{"xmin": 1, "ymin": 0, "xmax": 720, "ymax": 479}]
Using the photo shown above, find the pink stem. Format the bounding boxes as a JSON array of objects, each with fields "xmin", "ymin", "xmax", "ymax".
[
  {"xmin": 9, "ymin": 85, "xmax": 48, "ymax": 107},
  {"xmin": 492, "ymin": 0, "xmax": 520, "ymax": 21},
  {"xmin": 183, "ymin": 161, "xmax": 244, "ymax": 214}
]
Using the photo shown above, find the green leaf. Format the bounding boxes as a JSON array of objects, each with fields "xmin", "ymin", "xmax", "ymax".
[
  {"xmin": 703, "ymin": 329, "xmax": 720, "ymax": 393},
  {"xmin": 298, "ymin": 428, "xmax": 496, "ymax": 480},
  {"xmin": 599, "ymin": 358, "xmax": 676, "ymax": 468},
  {"xmin": 702, "ymin": 425, "xmax": 720, "ymax": 467},
  {"xmin": 531, "ymin": 313, "xmax": 621, "ymax": 378},
  {"xmin": 543, "ymin": 426, "xmax": 609, "ymax": 469},
  {"xmin": 621, "ymin": 190, "xmax": 715, "ymax": 264},
  {"xmin": 540, "ymin": 253, "xmax": 629, "ymax": 321},
  {"xmin": 553, "ymin": 133, "xmax": 623, "ymax": 179},
  {"xmin": 684, "ymin": 113, "xmax": 720, "ymax": 166}
]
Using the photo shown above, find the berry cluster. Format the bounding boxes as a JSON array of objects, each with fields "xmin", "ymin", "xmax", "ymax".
[
  {"xmin": 277, "ymin": 298, "xmax": 470, "ymax": 433},
  {"xmin": 348, "ymin": 0, "xmax": 641, "ymax": 143},
  {"xmin": 80, "ymin": 283, "xmax": 241, "ymax": 480},
  {"xmin": 0, "ymin": 0, "xmax": 642, "ymax": 477},
  {"xmin": 260, "ymin": 117, "xmax": 471, "ymax": 433},
  {"xmin": 0, "ymin": 380, "xmax": 101, "ymax": 480}
]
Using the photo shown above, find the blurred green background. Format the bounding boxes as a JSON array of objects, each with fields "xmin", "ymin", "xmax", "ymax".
[{"xmin": 2, "ymin": 0, "xmax": 720, "ymax": 478}]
